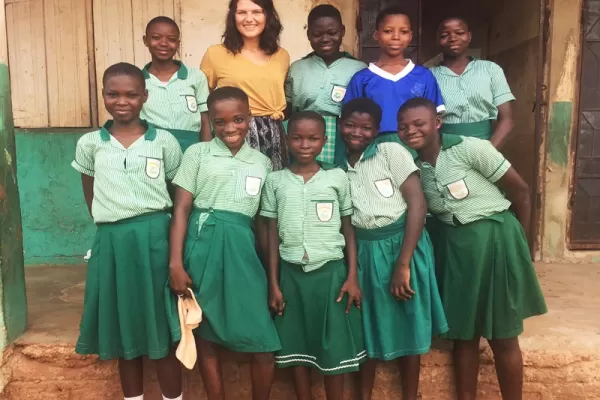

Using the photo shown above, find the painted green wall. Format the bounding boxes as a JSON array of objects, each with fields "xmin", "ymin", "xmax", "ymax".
[{"xmin": 16, "ymin": 129, "xmax": 95, "ymax": 265}]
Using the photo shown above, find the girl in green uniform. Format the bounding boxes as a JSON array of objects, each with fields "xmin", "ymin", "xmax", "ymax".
[
  {"xmin": 72, "ymin": 63, "xmax": 183, "ymax": 400},
  {"xmin": 167, "ymin": 87, "xmax": 281, "ymax": 400},
  {"xmin": 430, "ymin": 17, "xmax": 515, "ymax": 147},
  {"xmin": 261, "ymin": 111, "xmax": 365, "ymax": 399},
  {"xmin": 141, "ymin": 16, "xmax": 211, "ymax": 151},
  {"xmin": 340, "ymin": 98, "xmax": 448, "ymax": 400},
  {"xmin": 398, "ymin": 97, "xmax": 547, "ymax": 400}
]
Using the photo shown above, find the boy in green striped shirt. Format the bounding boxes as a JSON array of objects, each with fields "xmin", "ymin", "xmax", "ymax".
[
  {"xmin": 261, "ymin": 111, "xmax": 365, "ymax": 399},
  {"xmin": 141, "ymin": 16, "xmax": 211, "ymax": 151},
  {"xmin": 72, "ymin": 62, "xmax": 183, "ymax": 400}
]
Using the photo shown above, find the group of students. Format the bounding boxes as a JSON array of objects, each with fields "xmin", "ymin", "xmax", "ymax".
[{"xmin": 71, "ymin": 1, "xmax": 548, "ymax": 400}]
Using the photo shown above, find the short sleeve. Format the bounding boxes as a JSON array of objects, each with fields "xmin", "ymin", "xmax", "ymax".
[
  {"xmin": 382, "ymin": 143, "xmax": 419, "ymax": 186},
  {"xmin": 488, "ymin": 62, "xmax": 516, "ymax": 107},
  {"xmin": 260, "ymin": 173, "xmax": 278, "ymax": 219},
  {"xmin": 71, "ymin": 134, "xmax": 96, "ymax": 176},
  {"xmin": 284, "ymin": 70, "xmax": 294, "ymax": 104},
  {"xmin": 462, "ymin": 138, "xmax": 512, "ymax": 183},
  {"xmin": 200, "ymin": 48, "xmax": 218, "ymax": 91},
  {"xmin": 194, "ymin": 69, "xmax": 210, "ymax": 113},
  {"xmin": 343, "ymin": 73, "xmax": 363, "ymax": 104},
  {"xmin": 336, "ymin": 170, "xmax": 354, "ymax": 217},
  {"xmin": 424, "ymin": 70, "xmax": 446, "ymax": 114},
  {"xmin": 162, "ymin": 133, "xmax": 183, "ymax": 180},
  {"xmin": 172, "ymin": 145, "xmax": 201, "ymax": 194}
]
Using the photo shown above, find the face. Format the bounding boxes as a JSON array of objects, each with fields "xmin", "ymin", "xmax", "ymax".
[
  {"xmin": 287, "ymin": 120, "xmax": 326, "ymax": 164},
  {"xmin": 102, "ymin": 75, "xmax": 147, "ymax": 123},
  {"xmin": 438, "ymin": 19, "xmax": 471, "ymax": 56},
  {"xmin": 397, "ymin": 107, "xmax": 442, "ymax": 150},
  {"xmin": 235, "ymin": 0, "xmax": 267, "ymax": 39},
  {"xmin": 308, "ymin": 17, "xmax": 345, "ymax": 60},
  {"xmin": 209, "ymin": 99, "xmax": 250, "ymax": 152},
  {"xmin": 340, "ymin": 112, "xmax": 378, "ymax": 154},
  {"xmin": 374, "ymin": 14, "xmax": 412, "ymax": 58},
  {"xmin": 143, "ymin": 22, "xmax": 180, "ymax": 61}
]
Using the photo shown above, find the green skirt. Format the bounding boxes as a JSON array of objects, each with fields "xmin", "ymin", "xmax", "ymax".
[
  {"xmin": 440, "ymin": 120, "xmax": 492, "ymax": 140},
  {"xmin": 76, "ymin": 211, "xmax": 172, "ymax": 360},
  {"xmin": 274, "ymin": 259, "xmax": 366, "ymax": 375},
  {"xmin": 166, "ymin": 208, "xmax": 281, "ymax": 353},
  {"xmin": 427, "ymin": 211, "xmax": 548, "ymax": 340},
  {"xmin": 163, "ymin": 128, "xmax": 200, "ymax": 152},
  {"xmin": 356, "ymin": 217, "xmax": 448, "ymax": 360}
]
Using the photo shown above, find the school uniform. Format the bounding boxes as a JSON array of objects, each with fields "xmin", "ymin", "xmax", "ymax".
[
  {"xmin": 260, "ymin": 165, "xmax": 365, "ymax": 374},
  {"xmin": 165, "ymin": 138, "xmax": 281, "ymax": 353},
  {"xmin": 141, "ymin": 61, "xmax": 210, "ymax": 151},
  {"xmin": 419, "ymin": 135, "xmax": 547, "ymax": 340},
  {"xmin": 71, "ymin": 120, "xmax": 182, "ymax": 360},
  {"xmin": 346, "ymin": 142, "xmax": 448, "ymax": 360},
  {"xmin": 285, "ymin": 52, "xmax": 366, "ymax": 164},
  {"xmin": 430, "ymin": 59, "xmax": 515, "ymax": 139}
]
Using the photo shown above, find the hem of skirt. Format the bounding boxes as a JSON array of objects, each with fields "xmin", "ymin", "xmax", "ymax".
[
  {"xmin": 75, "ymin": 344, "xmax": 170, "ymax": 361},
  {"xmin": 275, "ymin": 351, "xmax": 367, "ymax": 375},
  {"xmin": 196, "ymin": 333, "xmax": 282, "ymax": 353},
  {"xmin": 441, "ymin": 326, "xmax": 525, "ymax": 341},
  {"xmin": 366, "ymin": 344, "xmax": 432, "ymax": 361}
]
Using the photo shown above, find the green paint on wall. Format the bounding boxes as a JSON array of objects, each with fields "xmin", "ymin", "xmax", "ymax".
[
  {"xmin": 16, "ymin": 130, "xmax": 96, "ymax": 265},
  {"xmin": 547, "ymin": 101, "xmax": 572, "ymax": 167}
]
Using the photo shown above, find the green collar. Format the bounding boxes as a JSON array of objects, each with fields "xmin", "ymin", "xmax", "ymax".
[
  {"xmin": 415, "ymin": 134, "xmax": 463, "ymax": 162},
  {"xmin": 99, "ymin": 120, "xmax": 156, "ymax": 142},
  {"xmin": 142, "ymin": 60, "xmax": 188, "ymax": 80},
  {"xmin": 303, "ymin": 51, "xmax": 355, "ymax": 65},
  {"xmin": 209, "ymin": 137, "xmax": 255, "ymax": 163},
  {"xmin": 436, "ymin": 57, "xmax": 475, "ymax": 76},
  {"xmin": 318, "ymin": 161, "xmax": 337, "ymax": 170}
]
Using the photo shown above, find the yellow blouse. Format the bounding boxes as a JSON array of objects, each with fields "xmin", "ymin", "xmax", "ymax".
[{"xmin": 200, "ymin": 44, "xmax": 290, "ymax": 120}]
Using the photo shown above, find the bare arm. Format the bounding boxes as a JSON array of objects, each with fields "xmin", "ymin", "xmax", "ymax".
[
  {"xmin": 169, "ymin": 186, "xmax": 194, "ymax": 295},
  {"xmin": 267, "ymin": 217, "xmax": 284, "ymax": 315},
  {"xmin": 496, "ymin": 166, "xmax": 531, "ymax": 235},
  {"xmin": 338, "ymin": 216, "xmax": 361, "ymax": 312},
  {"xmin": 81, "ymin": 174, "xmax": 94, "ymax": 218},
  {"xmin": 200, "ymin": 112, "xmax": 212, "ymax": 142},
  {"xmin": 490, "ymin": 102, "xmax": 514, "ymax": 149}
]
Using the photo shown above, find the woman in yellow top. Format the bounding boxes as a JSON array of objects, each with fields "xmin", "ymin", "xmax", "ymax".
[{"xmin": 201, "ymin": 0, "xmax": 290, "ymax": 170}]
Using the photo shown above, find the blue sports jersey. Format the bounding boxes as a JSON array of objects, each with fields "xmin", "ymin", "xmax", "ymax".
[{"xmin": 344, "ymin": 61, "xmax": 446, "ymax": 133}]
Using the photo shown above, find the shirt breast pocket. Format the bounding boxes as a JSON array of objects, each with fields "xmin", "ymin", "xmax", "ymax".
[
  {"xmin": 329, "ymin": 83, "xmax": 347, "ymax": 104},
  {"xmin": 440, "ymin": 173, "xmax": 469, "ymax": 200},
  {"xmin": 175, "ymin": 92, "xmax": 198, "ymax": 114},
  {"xmin": 234, "ymin": 168, "xmax": 265, "ymax": 202},
  {"xmin": 138, "ymin": 150, "xmax": 165, "ymax": 180},
  {"xmin": 311, "ymin": 196, "xmax": 336, "ymax": 223},
  {"xmin": 374, "ymin": 178, "xmax": 394, "ymax": 198}
]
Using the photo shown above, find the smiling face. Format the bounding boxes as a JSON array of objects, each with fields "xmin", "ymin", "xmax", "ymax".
[
  {"xmin": 308, "ymin": 16, "xmax": 345, "ymax": 61},
  {"xmin": 374, "ymin": 14, "xmax": 412, "ymax": 58},
  {"xmin": 143, "ymin": 21, "xmax": 180, "ymax": 62},
  {"xmin": 287, "ymin": 119, "xmax": 326, "ymax": 165},
  {"xmin": 235, "ymin": 0, "xmax": 266, "ymax": 39},
  {"xmin": 102, "ymin": 75, "xmax": 147, "ymax": 124},
  {"xmin": 438, "ymin": 18, "xmax": 471, "ymax": 57},
  {"xmin": 397, "ymin": 106, "xmax": 441, "ymax": 151},
  {"xmin": 209, "ymin": 98, "xmax": 251, "ymax": 153},
  {"xmin": 340, "ymin": 112, "xmax": 379, "ymax": 155}
]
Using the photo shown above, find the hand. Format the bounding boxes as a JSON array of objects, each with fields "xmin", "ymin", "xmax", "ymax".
[
  {"xmin": 337, "ymin": 277, "xmax": 362, "ymax": 313},
  {"xmin": 390, "ymin": 265, "xmax": 415, "ymax": 301},
  {"xmin": 170, "ymin": 264, "xmax": 192, "ymax": 297},
  {"xmin": 269, "ymin": 284, "xmax": 285, "ymax": 316}
]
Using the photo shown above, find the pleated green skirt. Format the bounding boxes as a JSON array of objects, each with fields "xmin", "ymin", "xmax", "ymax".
[
  {"xmin": 274, "ymin": 259, "xmax": 366, "ymax": 375},
  {"xmin": 356, "ymin": 217, "xmax": 448, "ymax": 360},
  {"xmin": 76, "ymin": 211, "xmax": 172, "ymax": 360},
  {"xmin": 166, "ymin": 208, "xmax": 281, "ymax": 353},
  {"xmin": 427, "ymin": 211, "xmax": 548, "ymax": 340},
  {"xmin": 163, "ymin": 128, "xmax": 200, "ymax": 152}
]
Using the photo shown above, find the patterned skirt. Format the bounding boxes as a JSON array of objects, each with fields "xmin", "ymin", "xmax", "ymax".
[{"xmin": 247, "ymin": 116, "xmax": 289, "ymax": 171}]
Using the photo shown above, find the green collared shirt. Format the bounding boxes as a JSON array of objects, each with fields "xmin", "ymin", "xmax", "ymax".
[
  {"xmin": 140, "ymin": 61, "xmax": 209, "ymax": 132},
  {"xmin": 71, "ymin": 120, "xmax": 182, "ymax": 223},
  {"xmin": 347, "ymin": 142, "xmax": 419, "ymax": 229},
  {"xmin": 417, "ymin": 135, "xmax": 512, "ymax": 225},
  {"xmin": 173, "ymin": 137, "xmax": 272, "ymax": 218},
  {"xmin": 285, "ymin": 52, "xmax": 366, "ymax": 117},
  {"xmin": 260, "ymin": 164, "xmax": 353, "ymax": 272},
  {"xmin": 430, "ymin": 60, "xmax": 515, "ymax": 124}
]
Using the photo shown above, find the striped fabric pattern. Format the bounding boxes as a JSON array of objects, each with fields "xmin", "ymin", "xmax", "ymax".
[
  {"xmin": 260, "ymin": 166, "xmax": 353, "ymax": 272},
  {"xmin": 141, "ymin": 62, "xmax": 209, "ymax": 132},
  {"xmin": 417, "ymin": 135, "xmax": 512, "ymax": 225},
  {"xmin": 430, "ymin": 60, "xmax": 515, "ymax": 124},
  {"xmin": 318, "ymin": 116, "xmax": 338, "ymax": 164},
  {"xmin": 71, "ymin": 121, "xmax": 182, "ymax": 223},
  {"xmin": 173, "ymin": 138, "xmax": 272, "ymax": 218},
  {"xmin": 346, "ymin": 142, "xmax": 419, "ymax": 230}
]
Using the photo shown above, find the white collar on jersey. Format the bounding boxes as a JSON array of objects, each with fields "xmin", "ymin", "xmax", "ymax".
[{"xmin": 368, "ymin": 60, "xmax": 415, "ymax": 82}]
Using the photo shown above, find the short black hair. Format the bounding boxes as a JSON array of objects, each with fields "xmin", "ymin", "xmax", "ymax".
[
  {"xmin": 341, "ymin": 98, "xmax": 382, "ymax": 127},
  {"xmin": 397, "ymin": 97, "xmax": 437, "ymax": 119},
  {"xmin": 207, "ymin": 86, "xmax": 249, "ymax": 110},
  {"xmin": 145, "ymin": 16, "xmax": 180, "ymax": 35},
  {"xmin": 288, "ymin": 111, "xmax": 326, "ymax": 135},
  {"xmin": 102, "ymin": 62, "xmax": 145, "ymax": 88},
  {"xmin": 308, "ymin": 4, "xmax": 343, "ymax": 27},
  {"xmin": 438, "ymin": 16, "xmax": 470, "ymax": 32},
  {"xmin": 375, "ymin": 6, "xmax": 411, "ymax": 30}
]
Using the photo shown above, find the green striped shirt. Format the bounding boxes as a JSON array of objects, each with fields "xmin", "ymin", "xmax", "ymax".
[
  {"xmin": 430, "ymin": 60, "xmax": 515, "ymax": 124},
  {"xmin": 71, "ymin": 121, "xmax": 182, "ymax": 223},
  {"xmin": 141, "ymin": 61, "xmax": 209, "ymax": 132},
  {"xmin": 347, "ymin": 142, "xmax": 418, "ymax": 229},
  {"xmin": 417, "ymin": 135, "xmax": 511, "ymax": 225},
  {"xmin": 173, "ymin": 137, "xmax": 272, "ymax": 218},
  {"xmin": 260, "ymin": 165, "xmax": 353, "ymax": 272}
]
